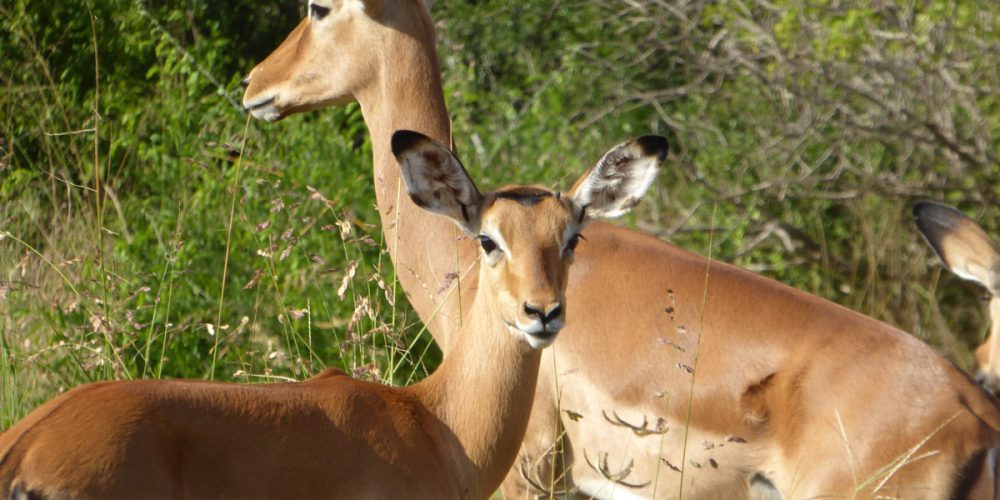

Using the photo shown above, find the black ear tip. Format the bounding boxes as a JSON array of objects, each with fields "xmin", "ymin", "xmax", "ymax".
[
  {"xmin": 636, "ymin": 135, "xmax": 669, "ymax": 162},
  {"xmin": 913, "ymin": 201, "xmax": 965, "ymax": 222},
  {"xmin": 912, "ymin": 201, "xmax": 935, "ymax": 218},
  {"xmin": 391, "ymin": 130, "xmax": 429, "ymax": 157}
]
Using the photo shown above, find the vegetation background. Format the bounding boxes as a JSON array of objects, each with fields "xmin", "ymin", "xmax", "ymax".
[{"xmin": 2, "ymin": 0, "xmax": 998, "ymax": 427}]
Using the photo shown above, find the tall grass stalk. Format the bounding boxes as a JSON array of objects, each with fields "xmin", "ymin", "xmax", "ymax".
[
  {"xmin": 678, "ymin": 202, "xmax": 717, "ymax": 499},
  {"xmin": 209, "ymin": 114, "xmax": 250, "ymax": 380},
  {"xmin": 0, "ymin": 1, "xmax": 441, "ymax": 427}
]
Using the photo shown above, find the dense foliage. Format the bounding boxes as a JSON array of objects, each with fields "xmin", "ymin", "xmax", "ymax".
[{"xmin": 2, "ymin": 0, "xmax": 998, "ymax": 426}]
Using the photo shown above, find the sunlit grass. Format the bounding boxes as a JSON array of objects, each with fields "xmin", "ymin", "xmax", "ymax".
[{"xmin": 0, "ymin": 2, "xmax": 441, "ymax": 426}]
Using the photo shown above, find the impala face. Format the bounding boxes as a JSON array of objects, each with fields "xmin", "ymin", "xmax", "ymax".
[
  {"xmin": 242, "ymin": 0, "xmax": 405, "ymax": 121},
  {"xmin": 476, "ymin": 187, "xmax": 582, "ymax": 348},
  {"xmin": 391, "ymin": 130, "xmax": 665, "ymax": 351}
]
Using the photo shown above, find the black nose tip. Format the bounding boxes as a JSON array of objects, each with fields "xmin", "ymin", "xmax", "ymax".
[
  {"xmin": 241, "ymin": 75, "xmax": 251, "ymax": 88},
  {"xmin": 524, "ymin": 303, "xmax": 563, "ymax": 324}
]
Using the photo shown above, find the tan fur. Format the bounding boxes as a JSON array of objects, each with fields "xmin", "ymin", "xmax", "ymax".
[
  {"xmin": 240, "ymin": 2, "xmax": 1000, "ymax": 499},
  {"xmin": 0, "ymin": 132, "xmax": 603, "ymax": 499}
]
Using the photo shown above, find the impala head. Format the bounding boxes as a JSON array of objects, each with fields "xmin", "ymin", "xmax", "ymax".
[
  {"xmin": 242, "ymin": 0, "xmax": 435, "ymax": 121},
  {"xmin": 914, "ymin": 201, "xmax": 1000, "ymax": 391},
  {"xmin": 392, "ymin": 130, "xmax": 667, "ymax": 349}
]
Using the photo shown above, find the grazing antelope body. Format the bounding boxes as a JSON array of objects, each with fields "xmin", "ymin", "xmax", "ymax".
[
  {"xmin": 242, "ymin": 1, "xmax": 1000, "ymax": 498},
  {"xmin": 915, "ymin": 201, "xmax": 1000, "ymax": 397},
  {"xmin": 0, "ymin": 130, "xmax": 663, "ymax": 499}
]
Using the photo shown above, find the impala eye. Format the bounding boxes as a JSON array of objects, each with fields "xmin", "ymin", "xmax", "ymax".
[
  {"xmin": 478, "ymin": 235, "xmax": 498, "ymax": 254},
  {"xmin": 566, "ymin": 233, "xmax": 583, "ymax": 253},
  {"xmin": 310, "ymin": 3, "xmax": 331, "ymax": 20}
]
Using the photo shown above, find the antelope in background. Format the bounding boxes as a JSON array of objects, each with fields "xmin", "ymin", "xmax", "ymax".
[
  {"xmin": 243, "ymin": 1, "xmax": 1000, "ymax": 497},
  {"xmin": 0, "ymin": 129, "xmax": 664, "ymax": 499},
  {"xmin": 915, "ymin": 201, "xmax": 1000, "ymax": 398}
]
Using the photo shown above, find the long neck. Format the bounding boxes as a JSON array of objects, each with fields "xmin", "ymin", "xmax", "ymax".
[
  {"xmin": 404, "ymin": 289, "xmax": 542, "ymax": 499},
  {"xmin": 356, "ymin": 12, "xmax": 475, "ymax": 353},
  {"xmin": 986, "ymin": 297, "xmax": 1000, "ymax": 372}
]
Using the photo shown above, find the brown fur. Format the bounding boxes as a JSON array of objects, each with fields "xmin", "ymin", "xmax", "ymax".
[{"xmin": 239, "ymin": 2, "xmax": 1000, "ymax": 498}]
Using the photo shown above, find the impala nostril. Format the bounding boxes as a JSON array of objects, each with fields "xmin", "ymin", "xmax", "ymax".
[
  {"xmin": 241, "ymin": 75, "xmax": 251, "ymax": 88},
  {"xmin": 524, "ymin": 303, "xmax": 542, "ymax": 319},
  {"xmin": 545, "ymin": 304, "xmax": 563, "ymax": 323},
  {"xmin": 525, "ymin": 303, "xmax": 562, "ymax": 325}
]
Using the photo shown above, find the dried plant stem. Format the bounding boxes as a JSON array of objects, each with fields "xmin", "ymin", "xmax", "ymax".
[
  {"xmin": 210, "ymin": 114, "xmax": 252, "ymax": 380},
  {"xmin": 678, "ymin": 202, "xmax": 716, "ymax": 499}
]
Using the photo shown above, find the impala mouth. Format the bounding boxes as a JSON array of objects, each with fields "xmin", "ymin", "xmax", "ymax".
[
  {"xmin": 508, "ymin": 321, "xmax": 563, "ymax": 349},
  {"xmin": 243, "ymin": 95, "xmax": 282, "ymax": 122}
]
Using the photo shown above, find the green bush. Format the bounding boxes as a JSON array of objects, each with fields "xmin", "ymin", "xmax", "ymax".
[{"xmin": 0, "ymin": 0, "xmax": 436, "ymax": 425}]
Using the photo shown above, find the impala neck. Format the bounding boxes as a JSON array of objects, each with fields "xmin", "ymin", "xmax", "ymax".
[
  {"xmin": 987, "ymin": 297, "xmax": 1000, "ymax": 372},
  {"xmin": 355, "ymin": 15, "xmax": 472, "ymax": 352},
  {"xmin": 405, "ymin": 289, "xmax": 542, "ymax": 499}
]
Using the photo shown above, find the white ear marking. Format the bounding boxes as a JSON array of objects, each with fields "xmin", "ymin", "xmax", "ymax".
[
  {"xmin": 392, "ymin": 130, "xmax": 482, "ymax": 232},
  {"xmin": 570, "ymin": 135, "xmax": 668, "ymax": 220}
]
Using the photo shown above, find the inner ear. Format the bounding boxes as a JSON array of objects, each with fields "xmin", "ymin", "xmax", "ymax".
[
  {"xmin": 570, "ymin": 135, "xmax": 668, "ymax": 219},
  {"xmin": 391, "ymin": 130, "xmax": 482, "ymax": 231}
]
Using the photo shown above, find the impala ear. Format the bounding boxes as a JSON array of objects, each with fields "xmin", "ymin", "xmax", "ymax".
[
  {"xmin": 391, "ymin": 130, "xmax": 482, "ymax": 232},
  {"xmin": 569, "ymin": 135, "xmax": 668, "ymax": 220},
  {"xmin": 914, "ymin": 201, "xmax": 1000, "ymax": 296}
]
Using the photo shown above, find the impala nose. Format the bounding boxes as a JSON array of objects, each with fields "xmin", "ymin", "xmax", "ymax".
[
  {"xmin": 524, "ymin": 303, "xmax": 563, "ymax": 326},
  {"xmin": 241, "ymin": 75, "xmax": 251, "ymax": 88}
]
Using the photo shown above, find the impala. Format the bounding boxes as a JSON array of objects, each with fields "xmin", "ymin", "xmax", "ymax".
[
  {"xmin": 915, "ymin": 201, "xmax": 1000, "ymax": 397},
  {"xmin": 242, "ymin": 1, "xmax": 1000, "ymax": 497},
  {"xmin": 0, "ymin": 130, "xmax": 663, "ymax": 499}
]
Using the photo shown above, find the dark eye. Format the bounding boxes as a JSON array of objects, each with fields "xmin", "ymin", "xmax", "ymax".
[
  {"xmin": 566, "ymin": 233, "xmax": 583, "ymax": 253},
  {"xmin": 310, "ymin": 3, "xmax": 331, "ymax": 20},
  {"xmin": 478, "ymin": 235, "xmax": 498, "ymax": 254}
]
